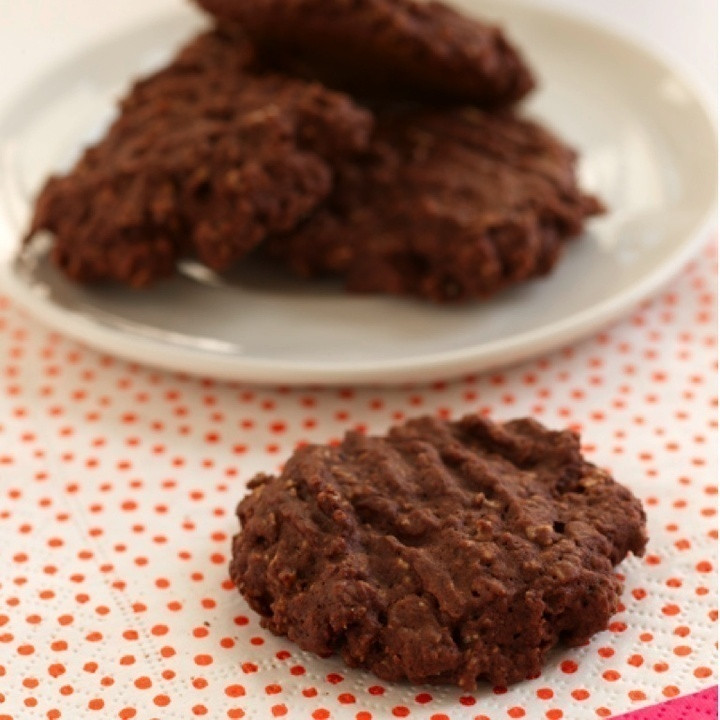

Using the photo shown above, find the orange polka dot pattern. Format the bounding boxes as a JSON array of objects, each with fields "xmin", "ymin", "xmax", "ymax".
[{"xmin": 0, "ymin": 243, "xmax": 716, "ymax": 719}]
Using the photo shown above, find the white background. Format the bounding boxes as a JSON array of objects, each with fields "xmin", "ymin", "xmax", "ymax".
[{"xmin": 0, "ymin": 0, "xmax": 717, "ymax": 110}]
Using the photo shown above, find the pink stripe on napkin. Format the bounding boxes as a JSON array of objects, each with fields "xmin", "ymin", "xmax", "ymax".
[{"xmin": 614, "ymin": 686, "xmax": 718, "ymax": 719}]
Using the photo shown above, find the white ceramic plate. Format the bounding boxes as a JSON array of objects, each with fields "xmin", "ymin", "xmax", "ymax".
[{"xmin": 0, "ymin": 1, "xmax": 716, "ymax": 385}]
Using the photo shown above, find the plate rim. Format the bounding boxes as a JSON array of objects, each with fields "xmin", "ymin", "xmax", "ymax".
[{"xmin": 0, "ymin": 1, "xmax": 716, "ymax": 386}]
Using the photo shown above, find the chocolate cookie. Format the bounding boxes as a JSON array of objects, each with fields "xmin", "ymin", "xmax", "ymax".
[
  {"xmin": 264, "ymin": 107, "xmax": 604, "ymax": 302},
  {"xmin": 27, "ymin": 27, "xmax": 372, "ymax": 287},
  {"xmin": 194, "ymin": 0, "xmax": 535, "ymax": 107},
  {"xmin": 230, "ymin": 414, "xmax": 647, "ymax": 689}
]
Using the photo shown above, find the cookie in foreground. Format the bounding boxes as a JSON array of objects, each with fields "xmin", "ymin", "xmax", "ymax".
[
  {"xmin": 230, "ymin": 414, "xmax": 647, "ymax": 689},
  {"xmin": 26, "ymin": 27, "xmax": 372, "ymax": 288}
]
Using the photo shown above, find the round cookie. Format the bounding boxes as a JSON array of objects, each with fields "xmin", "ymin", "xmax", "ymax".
[
  {"xmin": 194, "ymin": 0, "xmax": 535, "ymax": 108},
  {"xmin": 27, "ymin": 26, "xmax": 372, "ymax": 287},
  {"xmin": 263, "ymin": 107, "xmax": 604, "ymax": 303},
  {"xmin": 230, "ymin": 414, "xmax": 647, "ymax": 689}
]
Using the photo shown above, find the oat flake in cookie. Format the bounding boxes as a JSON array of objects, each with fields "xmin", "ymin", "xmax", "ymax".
[
  {"xmin": 194, "ymin": 0, "xmax": 535, "ymax": 107},
  {"xmin": 230, "ymin": 414, "xmax": 647, "ymax": 689},
  {"xmin": 26, "ymin": 27, "xmax": 372, "ymax": 288}
]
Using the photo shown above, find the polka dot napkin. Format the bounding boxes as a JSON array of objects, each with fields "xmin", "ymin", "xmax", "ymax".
[{"xmin": 0, "ymin": 242, "xmax": 716, "ymax": 720}]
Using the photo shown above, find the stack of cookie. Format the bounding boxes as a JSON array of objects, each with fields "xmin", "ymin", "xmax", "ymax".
[{"xmin": 28, "ymin": 0, "xmax": 604, "ymax": 302}]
